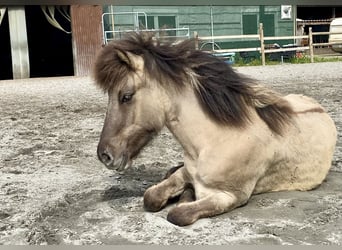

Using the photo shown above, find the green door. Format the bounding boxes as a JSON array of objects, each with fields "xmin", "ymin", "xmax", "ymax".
[
  {"xmin": 243, "ymin": 14, "xmax": 258, "ymax": 34},
  {"xmin": 262, "ymin": 14, "xmax": 275, "ymax": 36}
]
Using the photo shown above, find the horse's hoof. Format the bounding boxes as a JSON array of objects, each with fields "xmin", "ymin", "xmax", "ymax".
[
  {"xmin": 167, "ymin": 205, "xmax": 197, "ymax": 226},
  {"xmin": 143, "ymin": 187, "xmax": 166, "ymax": 212}
]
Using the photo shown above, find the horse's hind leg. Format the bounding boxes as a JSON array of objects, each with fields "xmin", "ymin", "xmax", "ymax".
[
  {"xmin": 144, "ymin": 165, "xmax": 189, "ymax": 212},
  {"xmin": 167, "ymin": 192, "xmax": 247, "ymax": 226},
  {"xmin": 178, "ymin": 183, "xmax": 195, "ymax": 204}
]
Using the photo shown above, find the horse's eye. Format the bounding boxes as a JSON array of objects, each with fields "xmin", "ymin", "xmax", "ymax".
[{"xmin": 121, "ymin": 93, "xmax": 133, "ymax": 104}]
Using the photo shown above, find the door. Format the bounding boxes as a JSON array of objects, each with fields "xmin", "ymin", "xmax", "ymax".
[
  {"xmin": 243, "ymin": 14, "xmax": 258, "ymax": 34},
  {"xmin": 262, "ymin": 14, "xmax": 275, "ymax": 37}
]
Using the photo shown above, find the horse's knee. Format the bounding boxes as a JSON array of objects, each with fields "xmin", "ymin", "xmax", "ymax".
[{"xmin": 144, "ymin": 166, "xmax": 190, "ymax": 213}]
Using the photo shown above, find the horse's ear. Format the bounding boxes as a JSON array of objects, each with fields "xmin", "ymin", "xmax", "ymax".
[
  {"xmin": 117, "ymin": 50, "xmax": 132, "ymax": 67},
  {"xmin": 116, "ymin": 50, "xmax": 144, "ymax": 73}
]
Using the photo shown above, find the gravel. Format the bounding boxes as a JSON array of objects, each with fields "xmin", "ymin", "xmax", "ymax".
[{"xmin": 0, "ymin": 61, "xmax": 341, "ymax": 245}]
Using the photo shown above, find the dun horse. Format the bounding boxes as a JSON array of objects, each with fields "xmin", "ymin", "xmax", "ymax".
[{"xmin": 93, "ymin": 32, "xmax": 337, "ymax": 226}]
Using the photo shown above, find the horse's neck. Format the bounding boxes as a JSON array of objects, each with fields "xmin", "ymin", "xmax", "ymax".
[{"xmin": 165, "ymin": 90, "xmax": 227, "ymax": 159}]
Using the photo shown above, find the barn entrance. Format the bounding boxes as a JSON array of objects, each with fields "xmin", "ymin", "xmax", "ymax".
[
  {"xmin": 25, "ymin": 6, "xmax": 74, "ymax": 78},
  {"xmin": 0, "ymin": 6, "xmax": 74, "ymax": 80},
  {"xmin": 0, "ymin": 10, "xmax": 12, "ymax": 80}
]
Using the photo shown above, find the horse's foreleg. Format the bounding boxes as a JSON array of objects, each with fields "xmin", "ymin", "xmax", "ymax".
[
  {"xmin": 167, "ymin": 192, "xmax": 247, "ymax": 226},
  {"xmin": 143, "ymin": 165, "xmax": 189, "ymax": 212},
  {"xmin": 163, "ymin": 163, "xmax": 195, "ymax": 204},
  {"xmin": 163, "ymin": 162, "xmax": 184, "ymax": 179}
]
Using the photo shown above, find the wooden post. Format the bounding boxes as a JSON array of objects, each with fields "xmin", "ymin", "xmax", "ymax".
[
  {"xmin": 70, "ymin": 5, "xmax": 103, "ymax": 76},
  {"xmin": 194, "ymin": 31, "xmax": 199, "ymax": 50},
  {"xmin": 8, "ymin": 6, "xmax": 30, "ymax": 79},
  {"xmin": 259, "ymin": 23, "xmax": 265, "ymax": 66},
  {"xmin": 309, "ymin": 27, "xmax": 314, "ymax": 63}
]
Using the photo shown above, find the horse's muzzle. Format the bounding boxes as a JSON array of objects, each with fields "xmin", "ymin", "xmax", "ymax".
[{"xmin": 97, "ymin": 147, "xmax": 129, "ymax": 172}]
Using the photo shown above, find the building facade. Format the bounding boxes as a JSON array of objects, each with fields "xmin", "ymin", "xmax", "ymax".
[
  {"xmin": 1, "ymin": 5, "xmax": 341, "ymax": 80},
  {"xmin": 102, "ymin": 5, "xmax": 295, "ymax": 49}
]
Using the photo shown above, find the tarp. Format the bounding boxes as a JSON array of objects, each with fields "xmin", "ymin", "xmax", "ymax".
[{"xmin": 0, "ymin": 7, "xmax": 6, "ymax": 26}]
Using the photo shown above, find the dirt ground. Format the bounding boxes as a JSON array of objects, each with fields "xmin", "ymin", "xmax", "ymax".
[{"xmin": 0, "ymin": 62, "xmax": 341, "ymax": 245}]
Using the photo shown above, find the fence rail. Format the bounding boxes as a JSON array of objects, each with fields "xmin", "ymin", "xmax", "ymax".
[
  {"xmin": 105, "ymin": 27, "xmax": 190, "ymax": 43},
  {"xmin": 195, "ymin": 23, "xmax": 342, "ymax": 66},
  {"xmin": 199, "ymin": 34, "xmax": 260, "ymax": 40}
]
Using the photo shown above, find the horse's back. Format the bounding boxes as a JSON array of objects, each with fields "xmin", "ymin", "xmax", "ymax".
[
  {"xmin": 284, "ymin": 94, "xmax": 325, "ymax": 113},
  {"xmin": 254, "ymin": 94, "xmax": 337, "ymax": 194},
  {"xmin": 284, "ymin": 94, "xmax": 336, "ymax": 144}
]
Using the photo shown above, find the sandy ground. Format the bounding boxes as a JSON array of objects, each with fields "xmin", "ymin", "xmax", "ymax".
[{"xmin": 0, "ymin": 62, "xmax": 341, "ymax": 245}]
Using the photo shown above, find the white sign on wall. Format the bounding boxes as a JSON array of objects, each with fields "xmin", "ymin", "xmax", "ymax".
[{"xmin": 281, "ymin": 5, "xmax": 292, "ymax": 20}]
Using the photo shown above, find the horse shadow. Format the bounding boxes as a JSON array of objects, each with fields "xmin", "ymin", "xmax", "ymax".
[
  {"xmin": 101, "ymin": 162, "xmax": 185, "ymax": 204},
  {"xmin": 101, "ymin": 163, "xmax": 169, "ymax": 201}
]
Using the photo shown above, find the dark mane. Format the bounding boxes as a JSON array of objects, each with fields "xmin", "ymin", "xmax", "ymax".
[{"xmin": 93, "ymin": 32, "xmax": 294, "ymax": 135}]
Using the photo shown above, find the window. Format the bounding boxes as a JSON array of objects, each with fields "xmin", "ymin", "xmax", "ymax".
[{"xmin": 139, "ymin": 15, "xmax": 176, "ymax": 36}]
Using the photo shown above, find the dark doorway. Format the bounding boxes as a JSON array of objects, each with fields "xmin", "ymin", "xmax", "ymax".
[
  {"xmin": 0, "ymin": 11, "xmax": 13, "ymax": 80},
  {"xmin": 297, "ymin": 6, "xmax": 342, "ymax": 44},
  {"xmin": 25, "ymin": 6, "xmax": 74, "ymax": 78},
  {"xmin": 297, "ymin": 6, "xmax": 342, "ymax": 20}
]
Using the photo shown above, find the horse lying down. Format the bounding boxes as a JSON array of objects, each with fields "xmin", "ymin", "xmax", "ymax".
[{"xmin": 93, "ymin": 32, "xmax": 337, "ymax": 226}]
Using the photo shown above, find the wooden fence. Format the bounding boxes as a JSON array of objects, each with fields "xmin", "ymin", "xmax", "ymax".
[{"xmin": 194, "ymin": 23, "xmax": 342, "ymax": 66}]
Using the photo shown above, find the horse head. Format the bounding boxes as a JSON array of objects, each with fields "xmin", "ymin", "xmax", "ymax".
[{"xmin": 94, "ymin": 42, "xmax": 166, "ymax": 171}]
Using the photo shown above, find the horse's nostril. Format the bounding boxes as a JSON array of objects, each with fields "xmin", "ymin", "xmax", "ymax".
[{"xmin": 99, "ymin": 151, "xmax": 114, "ymax": 166}]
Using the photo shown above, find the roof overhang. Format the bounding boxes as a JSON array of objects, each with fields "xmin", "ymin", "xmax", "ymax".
[{"xmin": 2, "ymin": 0, "xmax": 342, "ymax": 6}]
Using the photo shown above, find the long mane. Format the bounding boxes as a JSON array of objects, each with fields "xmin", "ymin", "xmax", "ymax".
[{"xmin": 94, "ymin": 32, "xmax": 294, "ymax": 135}]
